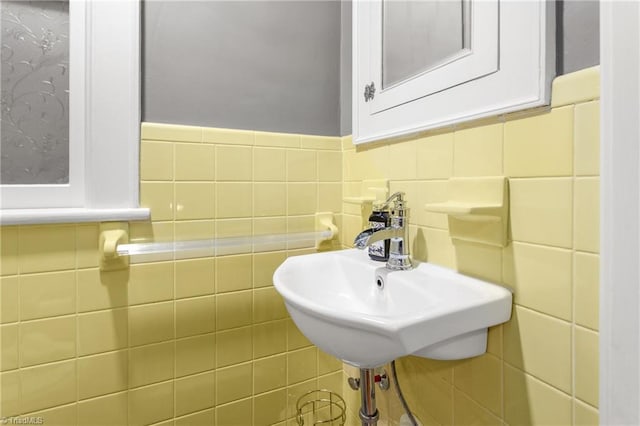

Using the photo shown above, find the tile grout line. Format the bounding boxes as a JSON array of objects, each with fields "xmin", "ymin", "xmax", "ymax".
[
  {"xmin": 74, "ymin": 225, "xmax": 80, "ymax": 424},
  {"xmin": 171, "ymin": 135, "xmax": 179, "ymax": 424},
  {"xmin": 571, "ymin": 104, "xmax": 578, "ymax": 425}
]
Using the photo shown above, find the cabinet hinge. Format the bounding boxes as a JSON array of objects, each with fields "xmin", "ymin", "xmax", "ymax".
[{"xmin": 364, "ymin": 82, "xmax": 376, "ymax": 102}]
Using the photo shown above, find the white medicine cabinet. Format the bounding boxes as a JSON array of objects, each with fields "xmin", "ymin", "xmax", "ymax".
[{"xmin": 353, "ymin": 0, "xmax": 556, "ymax": 144}]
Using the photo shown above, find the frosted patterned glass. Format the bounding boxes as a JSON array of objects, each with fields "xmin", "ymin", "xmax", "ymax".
[
  {"xmin": 1, "ymin": 1, "xmax": 69, "ymax": 184},
  {"xmin": 382, "ymin": 0, "xmax": 465, "ymax": 88}
]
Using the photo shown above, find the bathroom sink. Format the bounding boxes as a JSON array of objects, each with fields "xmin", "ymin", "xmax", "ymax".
[{"xmin": 273, "ymin": 249, "xmax": 512, "ymax": 368}]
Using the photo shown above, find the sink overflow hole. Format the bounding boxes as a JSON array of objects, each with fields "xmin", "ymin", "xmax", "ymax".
[{"xmin": 375, "ymin": 276, "xmax": 385, "ymax": 289}]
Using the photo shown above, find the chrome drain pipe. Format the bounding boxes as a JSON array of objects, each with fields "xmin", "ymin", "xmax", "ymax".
[{"xmin": 358, "ymin": 368, "xmax": 379, "ymax": 425}]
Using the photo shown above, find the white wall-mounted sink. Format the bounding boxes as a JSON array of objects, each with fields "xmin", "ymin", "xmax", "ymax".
[{"xmin": 273, "ymin": 249, "xmax": 512, "ymax": 368}]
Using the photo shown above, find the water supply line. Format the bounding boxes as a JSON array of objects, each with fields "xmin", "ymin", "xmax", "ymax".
[
  {"xmin": 351, "ymin": 363, "xmax": 417, "ymax": 426},
  {"xmin": 390, "ymin": 360, "xmax": 419, "ymax": 426}
]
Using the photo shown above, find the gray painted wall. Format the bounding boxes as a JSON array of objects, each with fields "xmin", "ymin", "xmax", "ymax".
[
  {"xmin": 143, "ymin": 1, "xmax": 599, "ymax": 137},
  {"xmin": 558, "ymin": 0, "xmax": 600, "ymax": 74},
  {"xmin": 339, "ymin": 0, "xmax": 352, "ymax": 137},
  {"xmin": 143, "ymin": 1, "xmax": 341, "ymax": 136}
]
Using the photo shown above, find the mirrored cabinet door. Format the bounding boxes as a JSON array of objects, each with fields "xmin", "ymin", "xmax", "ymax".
[
  {"xmin": 371, "ymin": 0, "xmax": 498, "ymax": 113},
  {"xmin": 354, "ymin": 0, "xmax": 555, "ymax": 144},
  {"xmin": 382, "ymin": 0, "xmax": 469, "ymax": 87}
]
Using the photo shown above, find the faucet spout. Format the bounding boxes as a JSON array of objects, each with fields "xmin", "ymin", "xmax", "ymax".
[
  {"xmin": 353, "ymin": 191, "xmax": 412, "ymax": 271},
  {"xmin": 354, "ymin": 227, "xmax": 403, "ymax": 249}
]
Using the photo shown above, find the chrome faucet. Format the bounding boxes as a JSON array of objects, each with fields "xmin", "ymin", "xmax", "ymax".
[{"xmin": 354, "ymin": 192, "xmax": 412, "ymax": 270}]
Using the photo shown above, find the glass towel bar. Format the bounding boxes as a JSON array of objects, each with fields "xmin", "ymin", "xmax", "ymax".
[{"xmin": 117, "ymin": 230, "xmax": 334, "ymax": 258}]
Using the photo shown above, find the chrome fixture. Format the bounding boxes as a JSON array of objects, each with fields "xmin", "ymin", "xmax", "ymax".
[
  {"xmin": 347, "ymin": 370, "xmax": 389, "ymax": 392},
  {"xmin": 348, "ymin": 367, "xmax": 413, "ymax": 426},
  {"xmin": 359, "ymin": 368, "xmax": 379, "ymax": 425},
  {"xmin": 354, "ymin": 192, "xmax": 412, "ymax": 270}
]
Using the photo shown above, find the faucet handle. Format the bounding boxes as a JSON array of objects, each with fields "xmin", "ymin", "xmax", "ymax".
[{"xmin": 380, "ymin": 191, "xmax": 406, "ymax": 211}]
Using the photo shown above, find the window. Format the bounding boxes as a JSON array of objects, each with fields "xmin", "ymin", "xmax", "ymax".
[{"xmin": 0, "ymin": 0, "xmax": 149, "ymax": 224}]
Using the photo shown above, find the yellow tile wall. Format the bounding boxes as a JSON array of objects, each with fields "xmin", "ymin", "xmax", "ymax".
[
  {"xmin": 0, "ymin": 126, "xmax": 344, "ymax": 425},
  {"xmin": 341, "ymin": 67, "xmax": 600, "ymax": 426},
  {"xmin": 0, "ymin": 66, "xmax": 599, "ymax": 426}
]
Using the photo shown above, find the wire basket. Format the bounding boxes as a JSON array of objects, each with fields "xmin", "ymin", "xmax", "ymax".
[{"xmin": 296, "ymin": 390, "xmax": 346, "ymax": 426}]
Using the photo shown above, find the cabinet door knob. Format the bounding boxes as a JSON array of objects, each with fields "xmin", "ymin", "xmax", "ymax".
[{"xmin": 364, "ymin": 82, "xmax": 376, "ymax": 102}]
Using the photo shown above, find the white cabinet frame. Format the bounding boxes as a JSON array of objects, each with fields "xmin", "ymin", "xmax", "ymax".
[{"xmin": 353, "ymin": 0, "xmax": 556, "ymax": 144}]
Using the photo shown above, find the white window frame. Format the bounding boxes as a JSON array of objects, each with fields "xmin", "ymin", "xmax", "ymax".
[
  {"xmin": 600, "ymin": 1, "xmax": 640, "ymax": 424},
  {"xmin": 354, "ymin": 0, "xmax": 556, "ymax": 144},
  {"xmin": 0, "ymin": 0, "xmax": 149, "ymax": 225}
]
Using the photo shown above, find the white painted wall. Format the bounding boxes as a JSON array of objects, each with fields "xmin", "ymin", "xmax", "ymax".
[{"xmin": 599, "ymin": 1, "xmax": 640, "ymax": 424}]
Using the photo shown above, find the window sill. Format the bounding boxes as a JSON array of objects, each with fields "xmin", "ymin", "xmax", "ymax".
[{"xmin": 0, "ymin": 208, "xmax": 150, "ymax": 226}]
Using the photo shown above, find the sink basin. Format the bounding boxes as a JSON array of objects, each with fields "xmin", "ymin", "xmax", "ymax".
[{"xmin": 273, "ymin": 249, "xmax": 512, "ymax": 368}]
